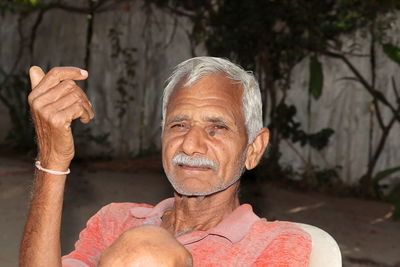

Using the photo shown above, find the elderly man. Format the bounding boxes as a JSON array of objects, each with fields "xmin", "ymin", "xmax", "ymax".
[{"xmin": 20, "ymin": 57, "xmax": 311, "ymax": 266}]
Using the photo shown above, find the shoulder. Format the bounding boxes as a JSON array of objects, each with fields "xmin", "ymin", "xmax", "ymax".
[
  {"xmin": 249, "ymin": 219, "xmax": 311, "ymax": 244},
  {"xmin": 86, "ymin": 202, "xmax": 154, "ymax": 229},
  {"xmin": 96, "ymin": 202, "xmax": 153, "ymax": 217},
  {"xmin": 245, "ymin": 219, "xmax": 312, "ymax": 254},
  {"xmin": 229, "ymin": 219, "xmax": 311, "ymax": 266},
  {"xmin": 249, "ymin": 220, "xmax": 312, "ymax": 266}
]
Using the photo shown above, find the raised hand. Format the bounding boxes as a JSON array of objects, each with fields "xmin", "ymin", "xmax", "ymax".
[
  {"xmin": 28, "ymin": 66, "xmax": 94, "ymax": 171},
  {"xmin": 20, "ymin": 66, "xmax": 94, "ymax": 267}
]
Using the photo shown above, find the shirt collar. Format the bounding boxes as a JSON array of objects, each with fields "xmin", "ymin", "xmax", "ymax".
[
  {"xmin": 130, "ymin": 198, "xmax": 174, "ymax": 219},
  {"xmin": 208, "ymin": 203, "xmax": 260, "ymax": 243},
  {"xmin": 130, "ymin": 197, "xmax": 260, "ymax": 244}
]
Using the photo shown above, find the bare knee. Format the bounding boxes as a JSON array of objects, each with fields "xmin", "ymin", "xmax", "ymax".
[{"xmin": 99, "ymin": 225, "xmax": 192, "ymax": 267}]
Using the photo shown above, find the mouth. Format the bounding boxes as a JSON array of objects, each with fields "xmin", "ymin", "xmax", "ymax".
[{"xmin": 178, "ymin": 164, "xmax": 212, "ymax": 171}]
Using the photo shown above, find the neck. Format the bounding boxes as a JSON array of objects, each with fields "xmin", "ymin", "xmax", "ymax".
[{"xmin": 161, "ymin": 182, "xmax": 240, "ymax": 236}]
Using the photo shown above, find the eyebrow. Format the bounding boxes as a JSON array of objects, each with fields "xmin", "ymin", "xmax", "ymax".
[
  {"xmin": 204, "ymin": 116, "xmax": 229, "ymax": 125},
  {"xmin": 167, "ymin": 115, "xmax": 188, "ymax": 124},
  {"xmin": 167, "ymin": 115, "xmax": 234, "ymax": 128}
]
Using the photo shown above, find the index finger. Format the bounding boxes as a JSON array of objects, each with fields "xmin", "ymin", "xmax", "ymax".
[{"xmin": 33, "ymin": 66, "xmax": 88, "ymax": 95}]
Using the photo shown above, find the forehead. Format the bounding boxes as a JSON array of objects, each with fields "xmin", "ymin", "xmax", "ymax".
[{"xmin": 167, "ymin": 73, "xmax": 244, "ymax": 117}]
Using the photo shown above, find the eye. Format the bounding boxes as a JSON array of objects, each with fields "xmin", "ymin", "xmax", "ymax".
[
  {"xmin": 208, "ymin": 124, "xmax": 228, "ymax": 136},
  {"xmin": 171, "ymin": 123, "xmax": 186, "ymax": 129},
  {"xmin": 213, "ymin": 124, "xmax": 228, "ymax": 130}
]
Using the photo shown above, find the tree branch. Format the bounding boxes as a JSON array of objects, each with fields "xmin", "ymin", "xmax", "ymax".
[
  {"xmin": 369, "ymin": 25, "xmax": 385, "ymax": 129},
  {"xmin": 29, "ymin": 8, "xmax": 45, "ymax": 55},
  {"xmin": 283, "ymin": 139, "xmax": 308, "ymax": 167},
  {"xmin": 367, "ymin": 106, "xmax": 399, "ymax": 177},
  {"xmin": 323, "ymin": 49, "xmax": 400, "ymax": 123},
  {"xmin": 392, "ymin": 76, "xmax": 400, "ymax": 104}
]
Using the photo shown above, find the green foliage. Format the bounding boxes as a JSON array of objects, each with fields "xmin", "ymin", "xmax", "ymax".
[
  {"xmin": 372, "ymin": 166, "xmax": 400, "ymax": 220},
  {"xmin": 108, "ymin": 28, "xmax": 137, "ymax": 120},
  {"xmin": 203, "ymin": 0, "xmax": 307, "ymax": 75},
  {"xmin": 309, "ymin": 56, "xmax": 323, "ymax": 100},
  {"xmin": 373, "ymin": 166, "xmax": 400, "ymax": 197},
  {"xmin": 314, "ymin": 166, "xmax": 341, "ymax": 186},
  {"xmin": 14, "ymin": 0, "xmax": 39, "ymax": 5},
  {"xmin": 296, "ymin": 164, "xmax": 342, "ymax": 188},
  {"xmin": 387, "ymin": 183, "xmax": 400, "ymax": 220},
  {"xmin": 270, "ymin": 103, "xmax": 334, "ymax": 151},
  {"xmin": 0, "ymin": 0, "xmax": 41, "ymax": 15},
  {"xmin": 307, "ymin": 129, "xmax": 335, "ymax": 151},
  {"xmin": 383, "ymin": 43, "xmax": 400, "ymax": 65}
]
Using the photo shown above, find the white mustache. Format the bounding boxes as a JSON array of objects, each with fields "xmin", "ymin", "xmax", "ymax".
[{"xmin": 172, "ymin": 154, "xmax": 218, "ymax": 169}]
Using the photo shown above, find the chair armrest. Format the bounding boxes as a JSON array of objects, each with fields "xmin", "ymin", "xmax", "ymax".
[{"xmin": 295, "ymin": 223, "xmax": 342, "ymax": 267}]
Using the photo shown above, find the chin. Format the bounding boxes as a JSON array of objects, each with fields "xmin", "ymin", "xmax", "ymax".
[
  {"xmin": 168, "ymin": 176, "xmax": 241, "ymax": 197},
  {"xmin": 166, "ymin": 176, "xmax": 221, "ymax": 196},
  {"xmin": 174, "ymin": 186, "xmax": 221, "ymax": 197},
  {"xmin": 173, "ymin": 181, "xmax": 220, "ymax": 197}
]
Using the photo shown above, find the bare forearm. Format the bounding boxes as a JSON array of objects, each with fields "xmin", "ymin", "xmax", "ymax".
[
  {"xmin": 20, "ymin": 66, "xmax": 92, "ymax": 266},
  {"xmin": 19, "ymin": 171, "xmax": 67, "ymax": 267}
]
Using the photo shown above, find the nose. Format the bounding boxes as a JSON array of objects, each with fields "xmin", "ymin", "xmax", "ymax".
[{"xmin": 181, "ymin": 126, "xmax": 208, "ymax": 156}]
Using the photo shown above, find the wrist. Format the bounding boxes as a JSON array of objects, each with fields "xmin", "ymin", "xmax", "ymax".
[
  {"xmin": 37, "ymin": 155, "xmax": 71, "ymax": 172},
  {"xmin": 35, "ymin": 161, "xmax": 70, "ymax": 175}
]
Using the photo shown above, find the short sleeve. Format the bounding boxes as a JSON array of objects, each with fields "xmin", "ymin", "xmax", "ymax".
[
  {"xmin": 62, "ymin": 202, "xmax": 149, "ymax": 267},
  {"xmin": 253, "ymin": 223, "xmax": 312, "ymax": 267}
]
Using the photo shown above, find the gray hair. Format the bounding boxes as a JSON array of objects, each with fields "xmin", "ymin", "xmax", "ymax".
[{"xmin": 162, "ymin": 56, "xmax": 263, "ymax": 143}]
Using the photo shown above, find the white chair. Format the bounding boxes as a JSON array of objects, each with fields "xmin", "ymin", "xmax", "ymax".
[{"xmin": 295, "ymin": 223, "xmax": 342, "ymax": 267}]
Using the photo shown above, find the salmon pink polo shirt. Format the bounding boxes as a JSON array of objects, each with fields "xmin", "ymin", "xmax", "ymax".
[{"xmin": 62, "ymin": 198, "xmax": 311, "ymax": 267}]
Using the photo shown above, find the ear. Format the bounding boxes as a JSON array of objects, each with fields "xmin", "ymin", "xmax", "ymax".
[{"xmin": 245, "ymin": 128, "xmax": 269, "ymax": 170}]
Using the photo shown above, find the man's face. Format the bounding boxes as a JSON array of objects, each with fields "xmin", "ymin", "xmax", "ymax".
[{"xmin": 162, "ymin": 73, "xmax": 248, "ymax": 196}]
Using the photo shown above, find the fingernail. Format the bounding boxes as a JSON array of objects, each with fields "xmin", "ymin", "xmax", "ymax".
[
  {"xmin": 80, "ymin": 69, "xmax": 88, "ymax": 76},
  {"xmin": 88, "ymin": 101, "xmax": 92, "ymax": 107}
]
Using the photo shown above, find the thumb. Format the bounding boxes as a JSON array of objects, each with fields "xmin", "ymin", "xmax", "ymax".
[{"xmin": 29, "ymin": 66, "xmax": 45, "ymax": 90}]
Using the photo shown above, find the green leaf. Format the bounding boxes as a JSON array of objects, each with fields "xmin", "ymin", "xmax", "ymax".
[
  {"xmin": 373, "ymin": 166, "xmax": 400, "ymax": 200},
  {"xmin": 382, "ymin": 43, "xmax": 400, "ymax": 65},
  {"xmin": 387, "ymin": 183, "xmax": 400, "ymax": 202},
  {"xmin": 307, "ymin": 128, "xmax": 334, "ymax": 150},
  {"xmin": 309, "ymin": 56, "xmax": 324, "ymax": 100},
  {"xmin": 385, "ymin": 183, "xmax": 400, "ymax": 221},
  {"xmin": 373, "ymin": 166, "xmax": 400, "ymax": 184}
]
